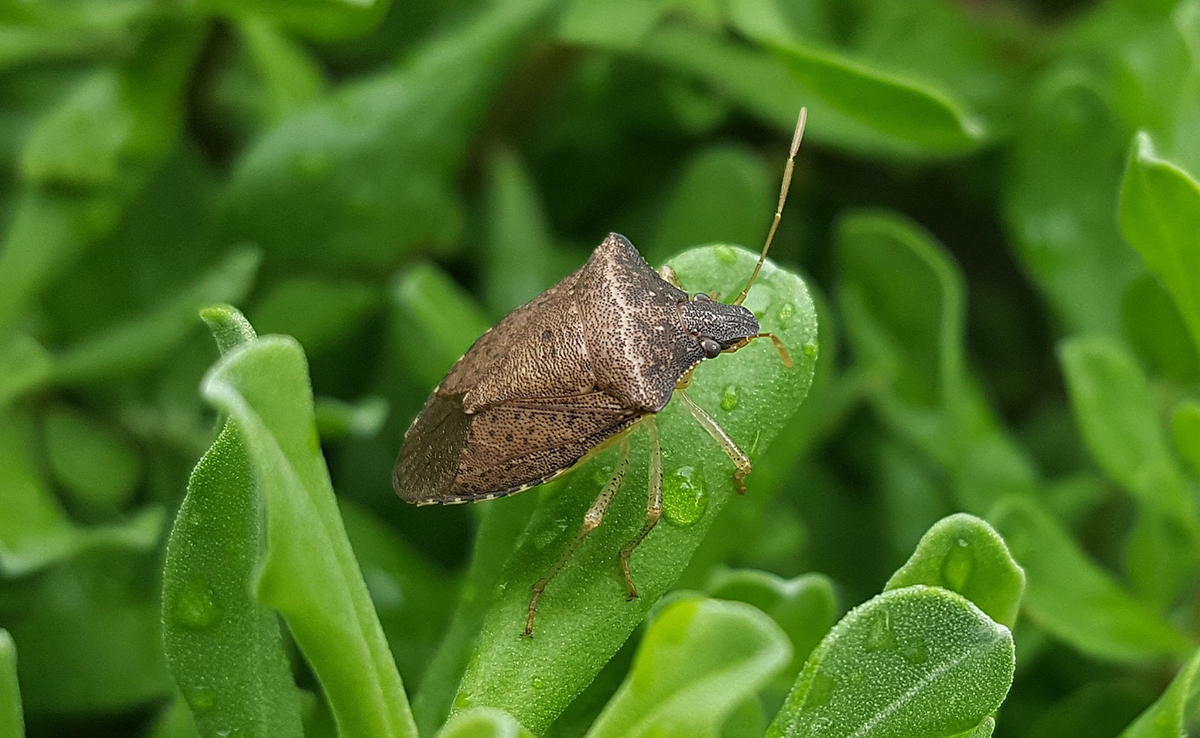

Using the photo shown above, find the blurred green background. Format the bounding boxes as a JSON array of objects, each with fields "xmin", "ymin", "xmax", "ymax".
[{"xmin": 2, "ymin": 0, "xmax": 1200, "ymax": 735}]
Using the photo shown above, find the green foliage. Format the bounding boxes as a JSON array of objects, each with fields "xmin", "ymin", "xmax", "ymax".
[{"xmin": 4, "ymin": 0, "xmax": 1200, "ymax": 736}]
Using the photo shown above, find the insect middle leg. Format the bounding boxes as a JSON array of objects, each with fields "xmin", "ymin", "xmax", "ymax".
[
  {"xmin": 676, "ymin": 389, "xmax": 752, "ymax": 494},
  {"xmin": 524, "ymin": 436, "xmax": 631, "ymax": 637},
  {"xmin": 619, "ymin": 417, "xmax": 663, "ymax": 600}
]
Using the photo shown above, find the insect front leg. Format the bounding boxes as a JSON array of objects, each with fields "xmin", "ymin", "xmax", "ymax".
[
  {"xmin": 619, "ymin": 417, "xmax": 663, "ymax": 600},
  {"xmin": 676, "ymin": 390, "xmax": 752, "ymax": 494},
  {"xmin": 524, "ymin": 436, "xmax": 631, "ymax": 637}
]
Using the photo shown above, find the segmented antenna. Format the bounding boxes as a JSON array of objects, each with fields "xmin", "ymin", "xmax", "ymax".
[{"xmin": 733, "ymin": 107, "xmax": 808, "ymax": 306}]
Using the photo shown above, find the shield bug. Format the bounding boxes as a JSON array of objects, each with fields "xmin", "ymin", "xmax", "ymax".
[{"xmin": 394, "ymin": 108, "xmax": 808, "ymax": 636}]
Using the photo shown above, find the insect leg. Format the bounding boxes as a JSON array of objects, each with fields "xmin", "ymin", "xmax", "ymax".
[
  {"xmin": 619, "ymin": 417, "xmax": 663, "ymax": 600},
  {"xmin": 676, "ymin": 390, "xmax": 752, "ymax": 495},
  {"xmin": 525, "ymin": 436, "xmax": 631, "ymax": 637}
]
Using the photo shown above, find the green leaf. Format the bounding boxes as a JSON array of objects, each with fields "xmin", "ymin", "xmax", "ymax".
[
  {"xmin": 1119, "ymin": 131, "xmax": 1200, "ymax": 354},
  {"xmin": 1004, "ymin": 72, "xmax": 1139, "ymax": 335},
  {"xmin": 199, "ymin": 0, "xmax": 389, "ymax": 41},
  {"xmin": 0, "ymin": 630, "xmax": 23, "ymax": 738},
  {"xmin": 53, "ymin": 246, "xmax": 260, "ymax": 383},
  {"xmin": 647, "ymin": 144, "xmax": 773, "ymax": 267},
  {"xmin": 338, "ymin": 498, "xmax": 458, "ymax": 687},
  {"xmin": 584, "ymin": 597, "xmax": 792, "ymax": 738},
  {"xmin": 162, "ymin": 423, "xmax": 303, "ymax": 738},
  {"xmin": 1172, "ymin": 400, "xmax": 1200, "ymax": 476},
  {"xmin": 412, "ymin": 494, "xmax": 538, "ymax": 736},
  {"xmin": 764, "ymin": 38, "xmax": 985, "ymax": 152},
  {"xmin": 1116, "ymin": 649, "xmax": 1200, "ymax": 737},
  {"xmin": 557, "ymin": 0, "xmax": 665, "ymax": 51},
  {"xmin": 0, "ymin": 332, "xmax": 50, "ymax": 407},
  {"xmin": 484, "ymin": 148, "xmax": 559, "ymax": 316},
  {"xmin": 250, "ymin": 276, "xmax": 379, "ymax": 357},
  {"xmin": 43, "ymin": 404, "xmax": 142, "ymax": 517},
  {"xmin": 9, "ymin": 552, "xmax": 173, "ymax": 714},
  {"xmin": 705, "ymin": 569, "xmax": 838, "ymax": 682},
  {"xmin": 314, "ymin": 396, "xmax": 389, "ymax": 440},
  {"xmin": 202, "ymin": 335, "xmax": 417, "ymax": 738},
  {"xmin": 635, "ymin": 25, "xmax": 973, "ymax": 158},
  {"xmin": 0, "ymin": 410, "xmax": 162, "ymax": 577},
  {"xmin": 20, "ymin": 69, "xmax": 131, "ymax": 187},
  {"xmin": 1059, "ymin": 335, "xmax": 1200, "ymax": 541},
  {"xmin": 988, "ymin": 496, "xmax": 1194, "ymax": 662},
  {"xmin": 385, "ymin": 263, "xmax": 492, "ymax": 393},
  {"xmin": 767, "ymin": 586, "xmax": 1014, "ymax": 738},
  {"xmin": 238, "ymin": 17, "xmax": 325, "ymax": 124},
  {"xmin": 454, "ymin": 245, "xmax": 818, "ymax": 734},
  {"xmin": 886, "ymin": 513, "xmax": 1026, "ymax": 629},
  {"xmin": 223, "ymin": 0, "xmax": 556, "ymax": 271},
  {"xmin": 1122, "ymin": 272, "xmax": 1200, "ymax": 383},
  {"xmin": 435, "ymin": 708, "xmax": 535, "ymax": 738},
  {"xmin": 836, "ymin": 209, "xmax": 1039, "ymax": 513}
]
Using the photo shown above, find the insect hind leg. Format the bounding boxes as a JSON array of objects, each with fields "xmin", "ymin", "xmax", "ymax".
[
  {"xmin": 619, "ymin": 418, "xmax": 664, "ymax": 600},
  {"xmin": 676, "ymin": 389, "xmax": 752, "ymax": 494},
  {"xmin": 524, "ymin": 436, "xmax": 630, "ymax": 637}
]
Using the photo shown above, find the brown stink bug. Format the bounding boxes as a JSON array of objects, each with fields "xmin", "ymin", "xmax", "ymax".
[{"xmin": 394, "ymin": 108, "xmax": 808, "ymax": 636}]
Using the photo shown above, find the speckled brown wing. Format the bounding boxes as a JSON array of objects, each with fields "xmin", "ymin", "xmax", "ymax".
[
  {"xmin": 393, "ymin": 232, "xmax": 703, "ymax": 505},
  {"xmin": 394, "ymin": 391, "xmax": 643, "ymax": 504}
]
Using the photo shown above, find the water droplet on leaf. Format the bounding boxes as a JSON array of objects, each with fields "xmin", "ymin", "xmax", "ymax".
[
  {"xmin": 804, "ymin": 671, "xmax": 834, "ymax": 708},
  {"xmin": 715, "ymin": 245, "xmax": 737, "ymax": 264},
  {"xmin": 863, "ymin": 610, "xmax": 895, "ymax": 652},
  {"xmin": 941, "ymin": 537, "xmax": 974, "ymax": 592},
  {"xmin": 172, "ymin": 576, "xmax": 222, "ymax": 630},
  {"xmin": 802, "ymin": 341, "xmax": 818, "ymax": 359},
  {"xmin": 531, "ymin": 676, "xmax": 545, "ymax": 689},
  {"xmin": 777, "ymin": 302, "xmax": 794, "ymax": 322},
  {"xmin": 900, "ymin": 637, "xmax": 929, "ymax": 665},
  {"xmin": 662, "ymin": 467, "xmax": 707, "ymax": 526},
  {"xmin": 184, "ymin": 684, "xmax": 216, "ymax": 713}
]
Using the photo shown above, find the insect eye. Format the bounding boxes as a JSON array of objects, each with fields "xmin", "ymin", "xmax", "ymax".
[
  {"xmin": 700, "ymin": 337, "xmax": 722, "ymax": 358},
  {"xmin": 693, "ymin": 292, "xmax": 712, "ymax": 302}
]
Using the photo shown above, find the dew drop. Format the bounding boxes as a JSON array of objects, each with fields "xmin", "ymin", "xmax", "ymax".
[
  {"xmin": 941, "ymin": 537, "xmax": 974, "ymax": 592},
  {"xmin": 184, "ymin": 684, "xmax": 216, "ymax": 713},
  {"xmin": 453, "ymin": 691, "xmax": 472, "ymax": 710},
  {"xmin": 777, "ymin": 302, "xmax": 794, "ymax": 322},
  {"xmin": 172, "ymin": 576, "xmax": 222, "ymax": 631},
  {"xmin": 531, "ymin": 676, "xmax": 545, "ymax": 690},
  {"xmin": 714, "ymin": 245, "xmax": 738, "ymax": 264},
  {"xmin": 804, "ymin": 671, "xmax": 834, "ymax": 708},
  {"xmin": 863, "ymin": 610, "xmax": 895, "ymax": 653},
  {"xmin": 662, "ymin": 467, "xmax": 707, "ymax": 527},
  {"xmin": 720, "ymin": 385, "xmax": 739, "ymax": 412},
  {"xmin": 802, "ymin": 341, "xmax": 818, "ymax": 359}
]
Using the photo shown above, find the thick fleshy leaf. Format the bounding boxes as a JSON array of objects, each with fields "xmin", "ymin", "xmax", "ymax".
[
  {"xmin": 453, "ymin": 245, "xmax": 819, "ymax": 734},
  {"xmin": 988, "ymin": 496, "xmax": 1193, "ymax": 662},
  {"xmin": 584, "ymin": 597, "xmax": 792, "ymax": 738},
  {"xmin": 767, "ymin": 586, "xmax": 1014, "ymax": 738},
  {"xmin": 0, "ymin": 629, "xmax": 22, "ymax": 738},
  {"xmin": 1119, "ymin": 131, "xmax": 1200, "ymax": 353},
  {"xmin": 202, "ymin": 336, "xmax": 417, "ymax": 738},
  {"xmin": 1004, "ymin": 72, "xmax": 1138, "ymax": 335},
  {"xmin": 162, "ymin": 424, "xmax": 303, "ymax": 738},
  {"xmin": 886, "ymin": 513, "xmax": 1025, "ymax": 629},
  {"xmin": 0, "ymin": 410, "xmax": 162, "ymax": 577},
  {"xmin": 1116, "ymin": 649, "xmax": 1200, "ymax": 737},
  {"xmin": 51, "ymin": 246, "xmax": 259, "ymax": 383},
  {"xmin": 223, "ymin": 0, "xmax": 555, "ymax": 271},
  {"xmin": 706, "ymin": 569, "xmax": 838, "ymax": 682}
]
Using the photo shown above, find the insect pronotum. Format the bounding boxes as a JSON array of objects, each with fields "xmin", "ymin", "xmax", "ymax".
[{"xmin": 394, "ymin": 108, "xmax": 808, "ymax": 636}]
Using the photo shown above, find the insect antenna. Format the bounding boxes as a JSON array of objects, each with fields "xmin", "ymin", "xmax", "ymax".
[{"xmin": 732, "ymin": 106, "xmax": 808, "ymax": 306}]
